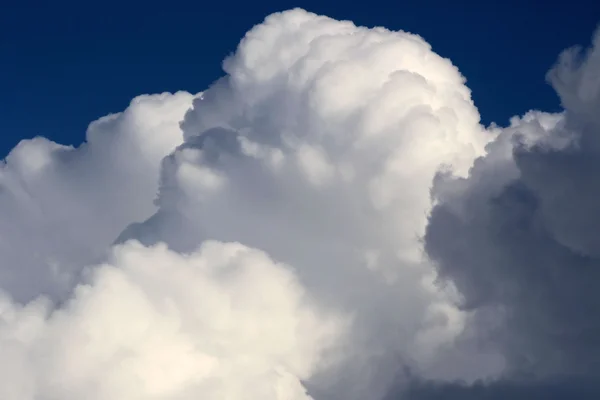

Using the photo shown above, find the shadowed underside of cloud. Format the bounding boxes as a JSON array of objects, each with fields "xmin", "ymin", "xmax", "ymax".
[
  {"xmin": 423, "ymin": 25, "xmax": 600, "ymax": 399},
  {"xmin": 1, "ymin": 7, "xmax": 599, "ymax": 400},
  {"xmin": 398, "ymin": 377, "xmax": 600, "ymax": 399}
]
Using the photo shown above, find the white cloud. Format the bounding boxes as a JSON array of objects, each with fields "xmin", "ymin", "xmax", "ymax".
[
  {"xmin": 0, "ymin": 91, "xmax": 194, "ymax": 303},
  {"xmin": 117, "ymin": 9, "xmax": 494, "ymax": 397},
  {"xmin": 6, "ymin": 7, "xmax": 594, "ymax": 400},
  {"xmin": 0, "ymin": 240, "xmax": 340, "ymax": 400}
]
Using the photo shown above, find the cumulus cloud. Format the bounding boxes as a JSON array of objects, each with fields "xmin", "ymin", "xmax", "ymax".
[
  {"xmin": 117, "ymin": 9, "xmax": 495, "ymax": 397},
  {"xmin": 0, "ymin": 91, "xmax": 195, "ymax": 303},
  {"xmin": 2, "ymin": 6, "xmax": 599, "ymax": 400},
  {"xmin": 424, "ymin": 26, "xmax": 600, "ymax": 395},
  {"xmin": 0, "ymin": 240, "xmax": 339, "ymax": 400}
]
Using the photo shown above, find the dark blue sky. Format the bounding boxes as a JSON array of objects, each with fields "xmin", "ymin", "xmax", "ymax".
[{"xmin": 2, "ymin": 0, "xmax": 599, "ymax": 158}]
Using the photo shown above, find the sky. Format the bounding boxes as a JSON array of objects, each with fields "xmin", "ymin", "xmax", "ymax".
[
  {"xmin": 2, "ymin": 3, "xmax": 600, "ymax": 400},
  {"xmin": 2, "ymin": 0, "xmax": 599, "ymax": 157}
]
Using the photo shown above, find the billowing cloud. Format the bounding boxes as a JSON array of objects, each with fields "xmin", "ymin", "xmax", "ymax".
[
  {"xmin": 0, "ymin": 91, "xmax": 195, "ymax": 303},
  {"xmin": 117, "ymin": 9, "xmax": 496, "ymax": 398},
  {"xmin": 424, "ymin": 26, "xmax": 600, "ymax": 394},
  {"xmin": 2, "ymin": 6, "xmax": 599, "ymax": 400},
  {"xmin": 0, "ymin": 240, "xmax": 339, "ymax": 400}
]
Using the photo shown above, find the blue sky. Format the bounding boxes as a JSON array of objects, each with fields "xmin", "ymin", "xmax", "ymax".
[{"xmin": 2, "ymin": 0, "xmax": 599, "ymax": 157}]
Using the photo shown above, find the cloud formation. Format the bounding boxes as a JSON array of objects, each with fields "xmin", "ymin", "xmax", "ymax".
[
  {"xmin": 1, "ymin": 7, "xmax": 599, "ymax": 400},
  {"xmin": 424, "ymin": 26, "xmax": 600, "ymax": 396},
  {"xmin": 0, "ymin": 240, "xmax": 338, "ymax": 399},
  {"xmin": 0, "ymin": 92, "xmax": 194, "ymax": 303},
  {"xmin": 118, "ymin": 9, "xmax": 495, "ymax": 397}
]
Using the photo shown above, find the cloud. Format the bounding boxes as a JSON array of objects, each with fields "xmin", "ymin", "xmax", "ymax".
[
  {"xmin": 0, "ymin": 240, "xmax": 339, "ymax": 400},
  {"xmin": 396, "ymin": 377, "xmax": 600, "ymax": 400},
  {"xmin": 117, "ymin": 8, "xmax": 497, "ymax": 398},
  {"xmin": 0, "ymin": 8, "xmax": 495, "ymax": 399},
  {"xmin": 424, "ymin": 26, "xmax": 600, "ymax": 393},
  {"xmin": 0, "ymin": 91, "xmax": 195, "ymax": 303},
  {"xmin": 2, "ymin": 7, "xmax": 599, "ymax": 400}
]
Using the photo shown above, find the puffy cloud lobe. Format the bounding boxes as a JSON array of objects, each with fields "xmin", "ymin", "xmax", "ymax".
[
  {"xmin": 119, "ymin": 8, "xmax": 495, "ymax": 397},
  {"xmin": 0, "ymin": 240, "xmax": 339, "ymax": 400},
  {"xmin": 0, "ymin": 92, "xmax": 195, "ymax": 303},
  {"xmin": 425, "ymin": 27, "xmax": 600, "ymax": 388}
]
